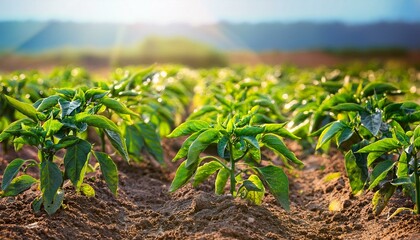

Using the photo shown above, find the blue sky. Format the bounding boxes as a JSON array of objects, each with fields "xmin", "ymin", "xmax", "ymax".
[{"xmin": 0, "ymin": 0, "xmax": 419, "ymax": 24}]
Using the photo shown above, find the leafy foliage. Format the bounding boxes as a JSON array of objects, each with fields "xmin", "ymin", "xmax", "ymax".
[
  {"xmin": 0, "ymin": 87, "xmax": 130, "ymax": 214},
  {"xmin": 169, "ymin": 87, "xmax": 302, "ymax": 209}
]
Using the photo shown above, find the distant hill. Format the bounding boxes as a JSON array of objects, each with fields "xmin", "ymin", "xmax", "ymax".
[{"xmin": 0, "ymin": 21, "xmax": 419, "ymax": 53}]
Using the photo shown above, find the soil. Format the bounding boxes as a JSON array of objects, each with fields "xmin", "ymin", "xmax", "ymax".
[
  {"xmin": 0, "ymin": 139, "xmax": 419, "ymax": 240},
  {"xmin": 1, "ymin": 51, "xmax": 420, "ymax": 73}
]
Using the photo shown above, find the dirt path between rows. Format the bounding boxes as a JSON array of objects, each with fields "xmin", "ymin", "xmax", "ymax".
[{"xmin": 0, "ymin": 139, "xmax": 419, "ymax": 240}]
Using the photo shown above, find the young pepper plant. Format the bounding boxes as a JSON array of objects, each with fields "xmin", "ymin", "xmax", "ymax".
[
  {"xmin": 167, "ymin": 111, "xmax": 303, "ymax": 210},
  {"xmin": 313, "ymin": 95, "xmax": 420, "ymax": 216},
  {"xmin": 0, "ymin": 88, "xmax": 129, "ymax": 215},
  {"xmin": 357, "ymin": 125, "xmax": 420, "ymax": 217}
]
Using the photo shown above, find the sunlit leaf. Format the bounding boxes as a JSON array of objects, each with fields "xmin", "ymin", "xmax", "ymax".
[{"xmin": 193, "ymin": 161, "xmax": 223, "ymax": 187}]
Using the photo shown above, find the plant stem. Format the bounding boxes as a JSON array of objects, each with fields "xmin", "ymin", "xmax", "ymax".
[
  {"xmin": 228, "ymin": 140, "xmax": 236, "ymax": 195},
  {"xmin": 414, "ymin": 154, "xmax": 420, "ymax": 214}
]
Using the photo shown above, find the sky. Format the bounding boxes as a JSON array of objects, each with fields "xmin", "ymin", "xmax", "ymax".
[{"xmin": 0, "ymin": 0, "xmax": 419, "ymax": 25}]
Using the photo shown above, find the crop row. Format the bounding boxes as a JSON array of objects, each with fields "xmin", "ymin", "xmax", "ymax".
[{"xmin": 0, "ymin": 64, "xmax": 419, "ymax": 217}]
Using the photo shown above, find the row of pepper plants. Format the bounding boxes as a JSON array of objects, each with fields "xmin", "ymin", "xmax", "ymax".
[
  {"xmin": 0, "ymin": 64, "xmax": 419, "ymax": 217},
  {"xmin": 0, "ymin": 66, "xmax": 194, "ymax": 214},
  {"xmin": 277, "ymin": 65, "xmax": 420, "ymax": 217}
]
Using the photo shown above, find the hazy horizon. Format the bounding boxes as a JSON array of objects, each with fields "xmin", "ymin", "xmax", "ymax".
[{"xmin": 1, "ymin": 0, "xmax": 419, "ymax": 25}]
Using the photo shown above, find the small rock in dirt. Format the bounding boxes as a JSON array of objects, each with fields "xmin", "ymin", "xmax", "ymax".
[
  {"xmin": 26, "ymin": 222, "xmax": 39, "ymax": 229},
  {"xmin": 333, "ymin": 226, "xmax": 345, "ymax": 233},
  {"xmin": 342, "ymin": 199, "xmax": 352, "ymax": 208},
  {"xmin": 325, "ymin": 185, "xmax": 335, "ymax": 193},
  {"xmin": 0, "ymin": 204, "xmax": 6, "ymax": 210},
  {"xmin": 136, "ymin": 219, "xmax": 152, "ymax": 229},
  {"xmin": 319, "ymin": 227, "xmax": 329, "ymax": 234},
  {"xmin": 367, "ymin": 214, "xmax": 375, "ymax": 221},
  {"xmin": 307, "ymin": 203, "xmax": 322, "ymax": 211},
  {"xmin": 191, "ymin": 193, "xmax": 212, "ymax": 212},
  {"xmin": 247, "ymin": 217, "xmax": 255, "ymax": 223},
  {"xmin": 332, "ymin": 213, "xmax": 348, "ymax": 222},
  {"xmin": 353, "ymin": 223, "xmax": 363, "ymax": 230}
]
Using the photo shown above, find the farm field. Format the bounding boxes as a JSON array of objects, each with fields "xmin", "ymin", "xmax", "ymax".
[{"xmin": 0, "ymin": 64, "xmax": 419, "ymax": 239}]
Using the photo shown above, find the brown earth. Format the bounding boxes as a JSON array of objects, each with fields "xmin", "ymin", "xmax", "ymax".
[
  {"xmin": 0, "ymin": 139, "xmax": 419, "ymax": 240},
  {"xmin": 1, "ymin": 51, "xmax": 420, "ymax": 73}
]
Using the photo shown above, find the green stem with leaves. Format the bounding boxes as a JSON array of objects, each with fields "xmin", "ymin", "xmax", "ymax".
[
  {"xmin": 228, "ymin": 140, "xmax": 236, "ymax": 195},
  {"xmin": 414, "ymin": 154, "xmax": 420, "ymax": 214}
]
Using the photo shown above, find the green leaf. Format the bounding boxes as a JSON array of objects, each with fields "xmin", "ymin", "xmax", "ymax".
[
  {"xmin": 262, "ymin": 123, "xmax": 287, "ymax": 132},
  {"xmin": 250, "ymin": 113, "xmax": 275, "ymax": 125},
  {"xmin": 369, "ymin": 160, "xmax": 395, "ymax": 190},
  {"xmin": 105, "ymin": 129, "xmax": 129, "ymax": 162},
  {"xmin": 345, "ymin": 151, "xmax": 366, "ymax": 194},
  {"xmin": 361, "ymin": 111, "xmax": 382, "ymax": 136},
  {"xmin": 0, "ymin": 118, "xmax": 35, "ymax": 142},
  {"xmin": 263, "ymin": 123, "xmax": 300, "ymax": 140},
  {"xmin": 336, "ymin": 127, "xmax": 354, "ymax": 147},
  {"xmin": 168, "ymin": 120, "xmax": 210, "ymax": 138},
  {"xmin": 217, "ymin": 135, "xmax": 229, "ymax": 159},
  {"xmin": 186, "ymin": 129, "xmax": 220, "ymax": 168},
  {"xmin": 215, "ymin": 167, "xmax": 230, "ymax": 195},
  {"xmin": 256, "ymin": 165, "xmax": 290, "ymax": 211},
  {"xmin": 367, "ymin": 152, "xmax": 385, "ymax": 166},
  {"xmin": 357, "ymin": 138, "xmax": 401, "ymax": 153},
  {"xmin": 43, "ymin": 118, "xmax": 64, "ymax": 137},
  {"xmin": 396, "ymin": 151, "xmax": 408, "ymax": 178},
  {"xmin": 372, "ymin": 183, "xmax": 396, "ymax": 216},
  {"xmin": 242, "ymin": 135, "xmax": 259, "ymax": 150},
  {"xmin": 414, "ymin": 137, "xmax": 420, "ymax": 148},
  {"xmin": 32, "ymin": 196, "xmax": 43, "ymax": 213},
  {"xmin": 331, "ymin": 103, "xmax": 366, "ymax": 112},
  {"xmin": 59, "ymin": 99, "xmax": 81, "ymax": 118},
  {"xmin": 85, "ymin": 89, "xmax": 109, "ymax": 101},
  {"xmin": 241, "ymin": 179, "xmax": 262, "ymax": 192},
  {"xmin": 215, "ymin": 94, "xmax": 231, "ymax": 108},
  {"xmin": 193, "ymin": 161, "xmax": 223, "ymax": 187},
  {"xmin": 391, "ymin": 177, "xmax": 413, "ymax": 186},
  {"xmin": 2, "ymin": 158, "xmax": 25, "ymax": 190},
  {"xmin": 125, "ymin": 125, "xmax": 145, "ymax": 158},
  {"xmin": 169, "ymin": 161, "xmax": 197, "ymax": 192},
  {"xmin": 414, "ymin": 125, "xmax": 420, "ymax": 139},
  {"xmin": 1, "ymin": 175, "xmax": 37, "ymax": 197},
  {"xmin": 40, "ymin": 160, "xmax": 63, "ymax": 205},
  {"xmin": 64, "ymin": 139, "xmax": 91, "ymax": 190},
  {"xmin": 94, "ymin": 151, "xmax": 119, "ymax": 196},
  {"xmin": 56, "ymin": 88, "xmax": 76, "ymax": 98},
  {"xmin": 393, "ymin": 128, "xmax": 410, "ymax": 146},
  {"xmin": 173, "ymin": 131, "xmax": 203, "ymax": 161},
  {"xmin": 240, "ymin": 175, "xmax": 265, "ymax": 205},
  {"xmin": 75, "ymin": 113, "xmax": 120, "ymax": 133},
  {"xmin": 187, "ymin": 105, "xmax": 219, "ymax": 120},
  {"xmin": 3, "ymin": 95, "xmax": 39, "ymax": 121},
  {"xmin": 316, "ymin": 121, "xmax": 346, "ymax": 149},
  {"xmin": 101, "ymin": 97, "xmax": 138, "ymax": 117},
  {"xmin": 387, "ymin": 207, "xmax": 415, "ymax": 220},
  {"xmin": 309, "ymin": 121, "xmax": 333, "ymax": 137},
  {"xmin": 362, "ymin": 82, "xmax": 399, "ymax": 97},
  {"xmin": 54, "ymin": 136, "xmax": 81, "ymax": 150},
  {"xmin": 35, "ymin": 95, "xmax": 60, "ymax": 112},
  {"xmin": 80, "ymin": 183, "xmax": 95, "ymax": 197},
  {"xmin": 44, "ymin": 189, "xmax": 64, "ymax": 215},
  {"xmin": 137, "ymin": 123, "xmax": 164, "ymax": 164},
  {"xmin": 235, "ymin": 126, "xmax": 265, "ymax": 137},
  {"xmin": 262, "ymin": 134, "xmax": 303, "ymax": 166}
]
